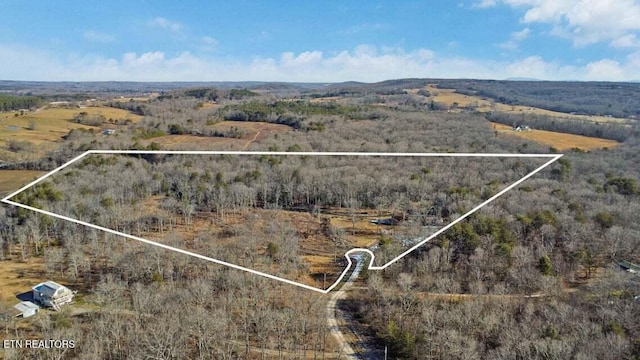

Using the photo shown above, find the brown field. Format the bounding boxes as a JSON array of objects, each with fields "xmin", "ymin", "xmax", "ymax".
[
  {"xmin": 143, "ymin": 134, "xmax": 247, "ymax": 150},
  {"xmin": 143, "ymin": 121, "xmax": 292, "ymax": 150},
  {"xmin": 491, "ymin": 122, "xmax": 619, "ymax": 150},
  {"xmin": 109, "ymin": 93, "xmax": 159, "ymax": 102},
  {"xmin": 0, "ymin": 107, "xmax": 143, "ymax": 161},
  {"xmin": 0, "ymin": 255, "xmax": 46, "ymax": 303},
  {"xmin": 199, "ymin": 102, "xmax": 219, "ymax": 110},
  {"xmin": 0, "ymin": 170, "xmax": 45, "ymax": 197},
  {"xmin": 420, "ymin": 85, "xmax": 632, "ymax": 124}
]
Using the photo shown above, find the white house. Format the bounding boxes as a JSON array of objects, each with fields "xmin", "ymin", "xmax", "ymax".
[{"xmin": 32, "ymin": 281, "xmax": 74, "ymax": 310}]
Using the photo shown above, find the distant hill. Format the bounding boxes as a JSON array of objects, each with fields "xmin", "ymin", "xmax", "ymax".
[
  {"xmin": 318, "ymin": 78, "xmax": 640, "ymax": 118},
  {"xmin": 504, "ymin": 77, "xmax": 540, "ymax": 81},
  {"xmin": 2, "ymin": 78, "xmax": 639, "ymax": 118},
  {"xmin": 0, "ymin": 80, "xmax": 328, "ymax": 97}
]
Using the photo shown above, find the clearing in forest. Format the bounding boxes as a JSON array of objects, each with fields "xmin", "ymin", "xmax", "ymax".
[
  {"xmin": 2, "ymin": 151, "xmax": 561, "ymax": 293},
  {"xmin": 0, "ymin": 106, "xmax": 143, "ymax": 161},
  {"xmin": 141, "ymin": 121, "xmax": 291, "ymax": 150},
  {"xmin": 418, "ymin": 85, "xmax": 632, "ymax": 124},
  {"xmin": 490, "ymin": 122, "xmax": 619, "ymax": 150}
]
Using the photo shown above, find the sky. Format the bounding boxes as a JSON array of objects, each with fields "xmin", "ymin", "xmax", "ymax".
[{"xmin": 1, "ymin": 0, "xmax": 640, "ymax": 82}]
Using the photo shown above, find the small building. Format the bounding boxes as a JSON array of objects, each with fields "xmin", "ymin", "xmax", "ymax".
[
  {"xmin": 32, "ymin": 281, "xmax": 74, "ymax": 310},
  {"xmin": 102, "ymin": 129, "xmax": 116, "ymax": 135},
  {"xmin": 513, "ymin": 125, "xmax": 531, "ymax": 132},
  {"xmin": 14, "ymin": 301, "xmax": 39, "ymax": 318}
]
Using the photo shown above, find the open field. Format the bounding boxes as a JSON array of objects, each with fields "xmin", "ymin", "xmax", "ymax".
[
  {"xmin": 109, "ymin": 93, "xmax": 159, "ymax": 102},
  {"xmin": 142, "ymin": 134, "xmax": 247, "ymax": 149},
  {"xmin": 212, "ymin": 120, "xmax": 292, "ymax": 135},
  {"xmin": 420, "ymin": 85, "xmax": 633, "ymax": 124},
  {"xmin": 142, "ymin": 120, "xmax": 292, "ymax": 150},
  {"xmin": 0, "ymin": 170, "xmax": 45, "ymax": 197},
  {"xmin": 0, "ymin": 106, "xmax": 143, "ymax": 161},
  {"xmin": 199, "ymin": 101, "xmax": 219, "ymax": 110},
  {"xmin": 0, "ymin": 256, "xmax": 46, "ymax": 303},
  {"xmin": 490, "ymin": 122, "xmax": 619, "ymax": 150}
]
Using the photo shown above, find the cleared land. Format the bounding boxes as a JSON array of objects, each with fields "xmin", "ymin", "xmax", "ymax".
[
  {"xmin": 491, "ymin": 122, "xmax": 619, "ymax": 150},
  {"xmin": 0, "ymin": 106, "xmax": 142, "ymax": 161},
  {"xmin": 109, "ymin": 93, "xmax": 159, "ymax": 102},
  {"xmin": 142, "ymin": 121, "xmax": 292, "ymax": 150},
  {"xmin": 0, "ymin": 255, "xmax": 46, "ymax": 303},
  {"xmin": 0, "ymin": 170, "xmax": 45, "ymax": 197},
  {"xmin": 142, "ymin": 134, "xmax": 247, "ymax": 149}
]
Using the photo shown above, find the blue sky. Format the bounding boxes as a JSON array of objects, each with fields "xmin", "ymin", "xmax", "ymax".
[{"xmin": 1, "ymin": 0, "xmax": 639, "ymax": 82}]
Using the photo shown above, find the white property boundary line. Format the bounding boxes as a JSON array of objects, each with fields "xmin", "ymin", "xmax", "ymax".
[{"xmin": 1, "ymin": 151, "xmax": 563, "ymax": 294}]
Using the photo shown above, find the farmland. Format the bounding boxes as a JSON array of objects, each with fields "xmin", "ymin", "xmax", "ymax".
[
  {"xmin": 420, "ymin": 85, "xmax": 633, "ymax": 124},
  {"xmin": 490, "ymin": 122, "xmax": 620, "ymax": 150},
  {"xmin": 0, "ymin": 106, "xmax": 142, "ymax": 161}
]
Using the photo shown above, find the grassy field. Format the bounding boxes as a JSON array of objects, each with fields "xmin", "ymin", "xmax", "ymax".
[
  {"xmin": 420, "ymin": 85, "xmax": 633, "ymax": 124},
  {"xmin": 0, "ymin": 106, "xmax": 143, "ymax": 161},
  {"xmin": 491, "ymin": 122, "xmax": 619, "ymax": 150},
  {"xmin": 0, "ymin": 170, "xmax": 45, "ymax": 197},
  {"xmin": 0, "ymin": 255, "xmax": 46, "ymax": 303},
  {"xmin": 109, "ymin": 93, "xmax": 159, "ymax": 102},
  {"xmin": 142, "ymin": 121, "xmax": 292, "ymax": 150}
]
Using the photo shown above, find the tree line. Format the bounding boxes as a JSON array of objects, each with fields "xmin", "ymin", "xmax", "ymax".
[{"xmin": 0, "ymin": 94, "xmax": 42, "ymax": 112}]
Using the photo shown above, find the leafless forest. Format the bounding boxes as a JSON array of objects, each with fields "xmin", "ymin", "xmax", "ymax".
[{"xmin": 1, "ymin": 80, "xmax": 639, "ymax": 359}]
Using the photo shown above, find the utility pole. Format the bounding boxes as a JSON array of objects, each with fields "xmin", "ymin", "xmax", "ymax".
[{"xmin": 384, "ymin": 346, "xmax": 387, "ymax": 360}]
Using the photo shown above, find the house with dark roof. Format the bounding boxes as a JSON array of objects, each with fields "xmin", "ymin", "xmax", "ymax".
[{"xmin": 32, "ymin": 281, "xmax": 74, "ymax": 310}]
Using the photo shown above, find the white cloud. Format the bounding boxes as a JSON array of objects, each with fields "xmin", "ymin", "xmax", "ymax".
[
  {"xmin": 281, "ymin": 51, "xmax": 323, "ymax": 67},
  {"xmin": 484, "ymin": 0, "xmax": 640, "ymax": 47},
  {"xmin": 1, "ymin": 43, "xmax": 639, "ymax": 82},
  {"xmin": 504, "ymin": 56, "xmax": 576, "ymax": 79},
  {"xmin": 122, "ymin": 51, "xmax": 165, "ymax": 68},
  {"xmin": 497, "ymin": 27, "xmax": 531, "ymax": 50},
  {"xmin": 148, "ymin": 17, "xmax": 182, "ymax": 33},
  {"xmin": 611, "ymin": 34, "xmax": 640, "ymax": 48},
  {"xmin": 83, "ymin": 30, "xmax": 116, "ymax": 43},
  {"xmin": 512, "ymin": 28, "xmax": 531, "ymax": 41},
  {"xmin": 200, "ymin": 36, "xmax": 219, "ymax": 52},
  {"xmin": 584, "ymin": 59, "xmax": 625, "ymax": 81},
  {"xmin": 202, "ymin": 36, "xmax": 218, "ymax": 46},
  {"xmin": 474, "ymin": 0, "xmax": 498, "ymax": 8}
]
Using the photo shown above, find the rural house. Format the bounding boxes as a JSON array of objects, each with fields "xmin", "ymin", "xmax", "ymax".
[{"xmin": 32, "ymin": 281, "xmax": 74, "ymax": 310}]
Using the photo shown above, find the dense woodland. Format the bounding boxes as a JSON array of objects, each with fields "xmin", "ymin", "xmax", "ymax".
[
  {"xmin": 438, "ymin": 80, "xmax": 640, "ymax": 119},
  {"xmin": 0, "ymin": 95, "xmax": 42, "ymax": 112},
  {"xmin": 0, "ymin": 79, "xmax": 639, "ymax": 359}
]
